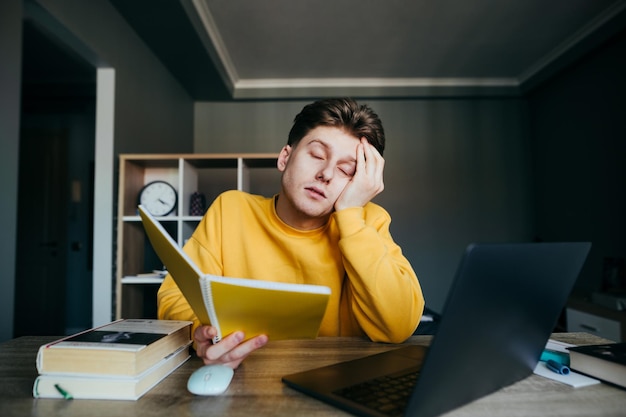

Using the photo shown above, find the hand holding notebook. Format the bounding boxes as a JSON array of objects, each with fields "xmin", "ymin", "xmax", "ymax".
[{"xmin": 138, "ymin": 205, "xmax": 331, "ymax": 343}]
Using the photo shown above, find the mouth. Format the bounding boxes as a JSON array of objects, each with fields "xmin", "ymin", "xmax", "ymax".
[{"xmin": 305, "ymin": 186, "xmax": 326, "ymax": 199}]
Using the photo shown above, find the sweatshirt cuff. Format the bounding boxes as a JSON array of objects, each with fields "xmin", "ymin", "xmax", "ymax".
[{"xmin": 334, "ymin": 206, "xmax": 366, "ymax": 237}]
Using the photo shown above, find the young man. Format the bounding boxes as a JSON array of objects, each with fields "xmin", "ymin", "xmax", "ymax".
[{"xmin": 158, "ymin": 98, "xmax": 424, "ymax": 368}]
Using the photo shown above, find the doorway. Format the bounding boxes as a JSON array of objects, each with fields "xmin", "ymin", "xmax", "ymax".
[{"xmin": 14, "ymin": 21, "xmax": 96, "ymax": 337}]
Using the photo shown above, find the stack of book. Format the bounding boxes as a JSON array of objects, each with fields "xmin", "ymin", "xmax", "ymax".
[
  {"xmin": 568, "ymin": 342, "xmax": 626, "ymax": 389},
  {"xmin": 33, "ymin": 319, "xmax": 193, "ymax": 400}
]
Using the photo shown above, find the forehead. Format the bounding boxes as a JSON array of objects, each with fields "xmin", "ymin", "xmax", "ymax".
[{"xmin": 300, "ymin": 126, "xmax": 359, "ymax": 155}]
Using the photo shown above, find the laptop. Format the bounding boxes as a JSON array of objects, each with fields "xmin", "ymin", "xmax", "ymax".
[{"xmin": 282, "ymin": 242, "xmax": 591, "ymax": 417}]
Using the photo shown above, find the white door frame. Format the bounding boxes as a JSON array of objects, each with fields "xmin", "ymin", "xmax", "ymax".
[{"xmin": 92, "ymin": 68, "xmax": 115, "ymax": 326}]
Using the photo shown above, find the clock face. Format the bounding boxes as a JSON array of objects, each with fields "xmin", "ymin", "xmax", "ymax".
[{"xmin": 138, "ymin": 181, "xmax": 177, "ymax": 216}]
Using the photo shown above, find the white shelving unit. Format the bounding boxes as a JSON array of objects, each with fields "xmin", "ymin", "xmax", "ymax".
[{"xmin": 115, "ymin": 153, "xmax": 279, "ymax": 319}]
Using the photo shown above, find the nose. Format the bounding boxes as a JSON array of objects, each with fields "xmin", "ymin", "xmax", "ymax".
[{"xmin": 316, "ymin": 164, "xmax": 333, "ymax": 182}]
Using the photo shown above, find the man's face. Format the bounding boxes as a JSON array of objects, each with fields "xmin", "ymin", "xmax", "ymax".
[{"xmin": 276, "ymin": 126, "xmax": 359, "ymax": 230}]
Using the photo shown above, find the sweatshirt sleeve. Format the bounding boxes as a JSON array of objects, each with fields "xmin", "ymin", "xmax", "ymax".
[
  {"xmin": 334, "ymin": 205, "xmax": 424, "ymax": 343},
  {"xmin": 157, "ymin": 274, "xmax": 203, "ymax": 339}
]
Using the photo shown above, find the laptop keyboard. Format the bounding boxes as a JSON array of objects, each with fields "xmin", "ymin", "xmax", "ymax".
[{"xmin": 332, "ymin": 370, "xmax": 420, "ymax": 417}]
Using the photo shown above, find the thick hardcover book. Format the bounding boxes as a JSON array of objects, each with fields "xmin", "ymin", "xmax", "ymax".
[
  {"xmin": 33, "ymin": 343, "xmax": 190, "ymax": 400},
  {"xmin": 36, "ymin": 319, "xmax": 192, "ymax": 376},
  {"xmin": 568, "ymin": 343, "xmax": 626, "ymax": 388},
  {"xmin": 138, "ymin": 205, "xmax": 331, "ymax": 343}
]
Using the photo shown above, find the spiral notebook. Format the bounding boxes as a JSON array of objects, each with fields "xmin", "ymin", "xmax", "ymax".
[{"xmin": 138, "ymin": 205, "xmax": 331, "ymax": 343}]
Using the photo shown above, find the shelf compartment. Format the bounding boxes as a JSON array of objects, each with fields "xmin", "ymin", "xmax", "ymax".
[{"xmin": 115, "ymin": 153, "xmax": 278, "ymax": 320}]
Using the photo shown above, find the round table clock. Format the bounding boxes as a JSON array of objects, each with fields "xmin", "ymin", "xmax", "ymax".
[{"xmin": 138, "ymin": 180, "xmax": 177, "ymax": 216}]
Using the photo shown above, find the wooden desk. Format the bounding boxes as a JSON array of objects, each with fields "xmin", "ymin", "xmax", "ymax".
[{"xmin": 1, "ymin": 333, "xmax": 625, "ymax": 417}]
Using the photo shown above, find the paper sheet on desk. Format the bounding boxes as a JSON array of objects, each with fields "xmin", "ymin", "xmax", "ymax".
[
  {"xmin": 533, "ymin": 339, "xmax": 600, "ymax": 388},
  {"xmin": 534, "ymin": 361, "xmax": 600, "ymax": 388}
]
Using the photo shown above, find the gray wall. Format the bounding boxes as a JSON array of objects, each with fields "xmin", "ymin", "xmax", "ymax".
[
  {"xmin": 193, "ymin": 30, "xmax": 626, "ymax": 313},
  {"xmin": 194, "ymin": 99, "xmax": 534, "ymax": 312},
  {"xmin": 34, "ymin": 0, "xmax": 195, "ymax": 328},
  {"xmin": 34, "ymin": 0, "xmax": 194, "ymax": 154},
  {"xmin": 0, "ymin": 1, "xmax": 23, "ymax": 342},
  {"xmin": 529, "ymin": 29, "xmax": 626, "ymax": 294},
  {"xmin": 0, "ymin": 0, "xmax": 195, "ymax": 341}
]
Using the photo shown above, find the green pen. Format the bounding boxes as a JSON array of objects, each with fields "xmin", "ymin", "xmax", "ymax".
[{"xmin": 54, "ymin": 384, "xmax": 73, "ymax": 400}]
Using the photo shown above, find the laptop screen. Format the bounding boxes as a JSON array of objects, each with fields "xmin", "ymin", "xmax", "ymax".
[{"xmin": 282, "ymin": 242, "xmax": 591, "ymax": 417}]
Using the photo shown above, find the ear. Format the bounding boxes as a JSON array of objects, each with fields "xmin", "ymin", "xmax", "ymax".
[{"xmin": 277, "ymin": 145, "xmax": 292, "ymax": 172}]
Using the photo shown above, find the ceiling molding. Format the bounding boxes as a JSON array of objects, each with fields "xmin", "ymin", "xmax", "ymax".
[
  {"xmin": 232, "ymin": 77, "xmax": 521, "ymax": 99},
  {"xmin": 184, "ymin": 0, "xmax": 524, "ymax": 99},
  {"xmin": 183, "ymin": 0, "xmax": 238, "ymax": 95}
]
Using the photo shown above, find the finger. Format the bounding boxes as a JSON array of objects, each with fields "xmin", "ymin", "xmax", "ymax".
[
  {"xmin": 361, "ymin": 141, "xmax": 384, "ymax": 193},
  {"xmin": 361, "ymin": 146, "xmax": 381, "ymax": 188},
  {"xmin": 364, "ymin": 144, "xmax": 376, "ymax": 176},
  {"xmin": 205, "ymin": 333, "xmax": 268, "ymax": 369},
  {"xmin": 223, "ymin": 334, "xmax": 269, "ymax": 368},
  {"xmin": 361, "ymin": 138, "xmax": 381, "ymax": 175},
  {"xmin": 204, "ymin": 331, "xmax": 244, "ymax": 362},
  {"xmin": 372, "ymin": 149, "xmax": 385, "ymax": 184},
  {"xmin": 356, "ymin": 139, "xmax": 366, "ymax": 172},
  {"xmin": 193, "ymin": 326, "xmax": 218, "ymax": 359},
  {"xmin": 193, "ymin": 326, "xmax": 216, "ymax": 358},
  {"xmin": 194, "ymin": 325, "xmax": 218, "ymax": 343}
]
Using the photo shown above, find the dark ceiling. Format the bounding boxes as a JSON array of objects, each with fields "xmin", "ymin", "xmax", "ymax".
[
  {"xmin": 20, "ymin": 0, "xmax": 626, "ymax": 104},
  {"xmin": 109, "ymin": 0, "xmax": 626, "ymax": 100},
  {"xmin": 110, "ymin": 0, "xmax": 230, "ymax": 100}
]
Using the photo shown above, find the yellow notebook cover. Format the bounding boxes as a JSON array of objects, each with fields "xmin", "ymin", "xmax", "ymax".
[
  {"xmin": 138, "ymin": 205, "xmax": 331, "ymax": 342},
  {"xmin": 204, "ymin": 277, "xmax": 331, "ymax": 341}
]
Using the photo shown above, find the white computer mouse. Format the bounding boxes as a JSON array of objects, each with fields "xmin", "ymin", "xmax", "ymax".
[{"xmin": 187, "ymin": 364, "xmax": 234, "ymax": 396}]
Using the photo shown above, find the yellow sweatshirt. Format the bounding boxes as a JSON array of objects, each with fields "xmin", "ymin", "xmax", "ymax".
[{"xmin": 157, "ymin": 190, "xmax": 424, "ymax": 343}]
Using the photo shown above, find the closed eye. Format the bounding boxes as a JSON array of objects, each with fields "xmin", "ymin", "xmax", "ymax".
[
  {"xmin": 308, "ymin": 141, "xmax": 328, "ymax": 160},
  {"xmin": 338, "ymin": 166, "xmax": 355, "ymax": 177}
]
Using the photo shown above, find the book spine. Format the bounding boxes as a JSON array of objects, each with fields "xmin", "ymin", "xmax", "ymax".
[{"xmin": 36, "ymin": 346, "xmax": 43, "ymax": 374}]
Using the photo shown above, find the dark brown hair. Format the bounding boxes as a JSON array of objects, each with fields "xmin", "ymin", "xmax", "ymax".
[{"xmin": 287, "ymin": 98, "xmax": 386, "ymax": 156}]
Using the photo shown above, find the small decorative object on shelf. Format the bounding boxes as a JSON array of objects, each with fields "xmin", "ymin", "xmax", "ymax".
[{"xmin": 189, "ymin": 191, "xmax": 206, "ymax": 216}]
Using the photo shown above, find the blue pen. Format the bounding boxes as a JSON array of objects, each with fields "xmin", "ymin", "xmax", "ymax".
[
  {"xmin": 545, "ymin": 359, "xmax": 570, "ymax": 375},
  {"xmin": 540, "ymin": 349, "xmax": 570, "ymax": 366}
]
